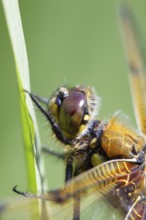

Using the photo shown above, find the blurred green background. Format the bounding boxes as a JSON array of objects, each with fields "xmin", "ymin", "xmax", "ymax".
[{"xmin": 0, "ymin": 0, "xmax": 146, "ymax": 200}]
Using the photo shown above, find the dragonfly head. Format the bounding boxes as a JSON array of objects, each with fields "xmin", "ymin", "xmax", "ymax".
[{"xmin": 48, "ymin": 85, "xmax": 100, "ymax": 140}]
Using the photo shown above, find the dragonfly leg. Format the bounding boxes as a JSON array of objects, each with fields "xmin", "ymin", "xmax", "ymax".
[
  {"xmin": 42, "ymin": 146, "xmax": 65, "ymax": 160},
  {"xmin": 73, "ymin": 194, "xmax": 80, "ymax": 220},
  {"xmin": 13, "ymin": 185, "xmax": 35, "ymax": 198},
  {"xmin": 65, "ymin": 157, "xmax": 73, "ymax": 182}
]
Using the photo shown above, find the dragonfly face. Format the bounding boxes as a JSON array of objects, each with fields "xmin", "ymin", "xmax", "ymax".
[
  {"xmin": 47, "ymin": 86, "xmax": 98, "ymax": 140},
  {"xmin": 2, "ymin": 4, "xmax": 146, "ymax": 220}
]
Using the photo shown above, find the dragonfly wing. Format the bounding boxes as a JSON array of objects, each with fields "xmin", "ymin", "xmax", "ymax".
[
  {"xmin": 2, "ymin": 158, "xmax": 139, "ymax": 220},
  {"xmin": 41, "ymin": 158, "xmax": 139, "ymax": 219},
  {"xmin": 80, "ymin": 192, "xmax": 124, "ymax": 220},
  {"xmin": 118, "ymin": 5, "xmax": 146, "ymax": 135},
  {"xmin": 46, "ymin": 158, "xmax": 139, "ymax": 202},
  {"xmin": 47, "ymin": 182, "xmax": 124, "ymax": 220},
  {"xmin": 0, "ymin": 198, "xmax": 43, "ymax": 220},
  {"xmin": 124, "ymin": 195, "xmax": 146, "ymax": 220},
  {"xmin": 0, "ymin": 191, "xmax": 124, "ymax": 220}
]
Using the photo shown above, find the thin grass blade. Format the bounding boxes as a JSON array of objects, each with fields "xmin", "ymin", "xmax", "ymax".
[{"xmin": 2, "ymin": 0, "xmax": 47, "ymax": 193}]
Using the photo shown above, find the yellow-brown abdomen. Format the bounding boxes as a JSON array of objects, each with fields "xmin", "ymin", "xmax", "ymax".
[{"xmin": 101, "ymin": 116, "xmax": 145, "ymax": 159}]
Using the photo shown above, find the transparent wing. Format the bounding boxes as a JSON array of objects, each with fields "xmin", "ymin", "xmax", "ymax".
[
  {"xmin": 0, "ymin": 197, "xmax": 56, "ymax": 220},
  {"xmin": 118, "ymin": 5, "xmax": 146, "ymax": 135},
  {"xmin": 39, "ymin": 157, "xmax": 141, "ymax": 220},
  {"xmin": 47, "ymin": 182, "xmax": 124, "ymax": 220},
  {"xmin": 0, "ymin": 195, "xmax": 124, "ymax": 220},
  {"xmin": 0, "ymin": 157, "xmax": 140, "ymax": 220},
  {"xmin": 0, "ymin": 199, "xmax": 42, "ymax": 220},
  {"xmin": 46, "ymin": 158, "xmax": 140, "ymax": 201},
  {"xmin": 16, "ymin": 158, "xmax": 140, "ymax": 220},
  {"xmin": 79, "ymin": 194, "xmax": 124, "ymax": 220}
]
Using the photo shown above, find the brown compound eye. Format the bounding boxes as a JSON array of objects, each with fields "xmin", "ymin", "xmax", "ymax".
[{"xmin": 59, "ymin": 90, "xmax": 88, "ymax": 138}]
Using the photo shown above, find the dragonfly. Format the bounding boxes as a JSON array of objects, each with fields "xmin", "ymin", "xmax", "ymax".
[{"xmin": 1, "ymin": 4, "xmax": 146, "ymax": 220}]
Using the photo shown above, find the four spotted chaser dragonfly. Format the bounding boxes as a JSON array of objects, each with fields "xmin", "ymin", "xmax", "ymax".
[{"xmin": 1, "ymin": 4, "xmax": 146, "ymax": 220}]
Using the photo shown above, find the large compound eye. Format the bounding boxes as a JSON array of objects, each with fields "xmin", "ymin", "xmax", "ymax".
[{"xmin": 59, "ymin": 90, "xmax": 88, "ymax": 138}]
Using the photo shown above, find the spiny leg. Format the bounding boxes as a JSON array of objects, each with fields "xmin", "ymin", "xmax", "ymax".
[{"xmin": 42, "ymin": 146, "xmax": 65, "ymax": 160}]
